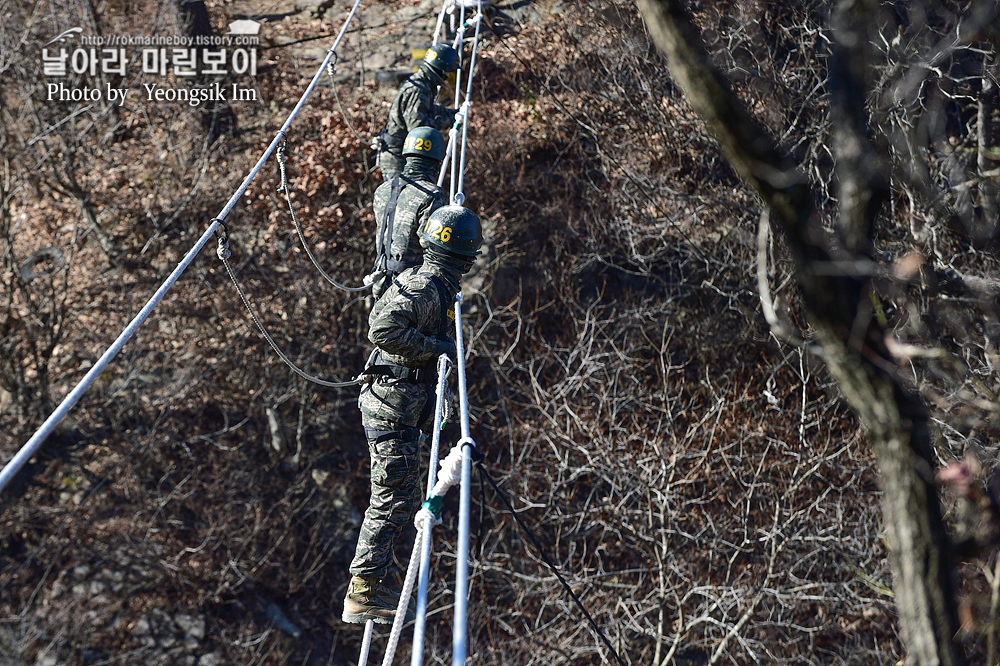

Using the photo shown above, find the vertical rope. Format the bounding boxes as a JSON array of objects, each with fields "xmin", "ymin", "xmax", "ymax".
[
  {"xmin": 451, "ymin": 292, "xmax": 475, "ymax": 666},
  {"xmin": 455, "ymin": 6, "xmax": 482, "ymax": 204},
  {"xmin": 411, "ymin": 354, "xmax": 453, "ymax": 665},
  {"xmin": 381, "ymin": 519, "xmax": 429, "ymax": 666},
  {"xmin": 358, "ymin": 620, "xmax": 375, "ymax": 666}
]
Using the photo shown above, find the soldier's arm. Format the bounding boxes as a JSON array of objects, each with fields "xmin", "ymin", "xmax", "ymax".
[
  {"xmin": 369, "ymin": 281, "xmax": 443, "ymax": 365},
  {"xmin": 429, "ymin": 103, "xmax": 458, "ymax": 130},
  {"xmin": 402, "ymin": 84, "xmax": 456, "ymax": 132}
]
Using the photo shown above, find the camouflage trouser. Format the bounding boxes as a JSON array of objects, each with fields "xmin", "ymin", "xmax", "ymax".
[
  {"xmin": 350, "ymin": 377, "xmax": 434, "ymax": 579},
  {"xmin": 377, "ymin": 150, "xmax": 404, "ymax": 181}
]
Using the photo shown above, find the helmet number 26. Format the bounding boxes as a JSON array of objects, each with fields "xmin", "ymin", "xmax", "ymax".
[{"xmin": 428, "ymin": 221, "xmax": 452, "ymax": 242}]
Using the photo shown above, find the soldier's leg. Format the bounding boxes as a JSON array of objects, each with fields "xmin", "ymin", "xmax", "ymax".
[{"xmin": 349, "ymin": 426, "xmax": 422, "ymax": 580}]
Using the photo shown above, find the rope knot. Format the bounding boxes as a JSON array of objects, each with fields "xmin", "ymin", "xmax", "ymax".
[{"xmin": 216, "ymin": 237, "xmax": 231, "ymax": 261}]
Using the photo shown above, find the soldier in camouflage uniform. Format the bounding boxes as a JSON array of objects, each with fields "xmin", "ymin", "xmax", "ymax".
[
  {"xmin": 374, "ymin": 44, "xmax": 461, "ymax": 180},
  {"xmin": 344, "ymin": 205, "xmax": 483, "ymax": 625},
  {"xmin": 365, "ymin": 127, "xmax": 447, "ymax": 299}
]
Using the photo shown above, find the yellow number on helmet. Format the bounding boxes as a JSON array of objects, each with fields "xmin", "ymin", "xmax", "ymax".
[
  {"xmin": 423, "ymin": 140, "xmax": 432, "ymax": 151},
  {"xmin": 427, "ymin": 50, "xmax": 437, "ymax": 61},
  {"xmin": 429, "ymin": 222, "xmax": 442, "ymax": 240},
  {"xmin": 440, "ymin": 226, "xmax": 452, "ymax": 242}
]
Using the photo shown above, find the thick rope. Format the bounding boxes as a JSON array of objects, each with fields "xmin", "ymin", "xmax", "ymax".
[
  {"xmin": 276, "ymin": 139, "xmax": 370, "ymax": 292},
  {"xmin": 432, "ymin": 438, "xmax": 470, "ymax": 497},
  {"xmin": 380, "ymin": 519, "xmax": 429, "ymax": 666},
  {"xmin": 216, "ymin": 236, "xmax": 364, "ymax": 388},
  {"xmin": 455, "ymin": 8, "xmax": 482, "ymax": 204}
]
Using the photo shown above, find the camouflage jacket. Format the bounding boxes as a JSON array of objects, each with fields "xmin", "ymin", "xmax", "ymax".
[
  {"xmin": 368, "ymin": 265, "xmax": 456, "ymax": 368},
  {"xmin": 383, "ymin": 69, "xmax": 457, "ymax": 148},
  {"xmin": 372, "ymin": 174, "xmax": 445, "ymax": 282}
]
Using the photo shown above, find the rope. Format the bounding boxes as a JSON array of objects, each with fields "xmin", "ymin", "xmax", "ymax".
[
  {"xmin": 0, "ymin": 0, "xmax": 367, "ymax": 499},
  {"xmin": 381, "ymin": 518, "xmax": 429, "ymax": 666},
  {"xmin": 475, "ymin": 464, "xmax": 628, "ymax": 666},
  {"xmin": 216, "ymin": 234, "xmax": 364, "ymax": 388},
  {"xmin": 411, "ymin": 354, "xmax": 452, "ymax": 666},
  {"xmin": 455, "ymin": 9, "xmax": 482, "ymax": 204},
  {"xmin": 432, "ymin": 0, "xmax": 452, "ymax": 45},
  {"xmin": 325, "ymin": 51, "xmax": 366, "ymax": 144},
  {"xmin": 275, "ymin": 137, "xmax": 370, "ymax": 292},
  {"xmin": 358, "ymin": 620, "xmax": 375, "ymax": 666}
]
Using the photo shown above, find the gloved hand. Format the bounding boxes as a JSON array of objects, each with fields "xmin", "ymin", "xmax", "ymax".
[
  {"xmin": 434, "ymin": 338, "xmax": 458, "ymax": 362},
  {"xmin": 454, "ymin": 100, "xmax": 471, "ymax": 127}
]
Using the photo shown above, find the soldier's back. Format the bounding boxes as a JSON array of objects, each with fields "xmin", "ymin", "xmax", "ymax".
[{"xmin": 373, "ymin": 176, "xmax": 445, "ymax": 270}]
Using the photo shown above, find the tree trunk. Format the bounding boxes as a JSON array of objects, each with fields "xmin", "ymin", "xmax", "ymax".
[
  {"xmin": 177, "ymin": 0, "xmax": 237, "ymax": 140},
  {"xmin": 634, "ymin": 1, "xmax": 967, "ymax": 664}
]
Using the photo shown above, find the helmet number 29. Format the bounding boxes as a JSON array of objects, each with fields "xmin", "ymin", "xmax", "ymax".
[
  {"xmin": 428, "ymin": 221, "xmax": 452, "ymax": 242},
  {"xmin": 406, "ymin": 137, "xmax": 432, "ymax": 152}
]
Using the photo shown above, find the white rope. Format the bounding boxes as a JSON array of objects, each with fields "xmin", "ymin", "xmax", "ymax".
[
  {"xmin": 455, "ymin": 5, "xmax": 482, "ymax": 204},
  {"xmin": 437, "ymin": 127, "xmax": 458, "ymax": 188},
  {"xmin": 450, "ymin": 291, "xmax": 477, "ymax": 666},
  {"xmin": 381, "ymin": 518, "xmax": 429, "ymax": 666},
  {"xmin": 432, "ymin": 0, "xmax": 454, "ymax": 45},
  {"xmin": 411, "ymin": 354, "xmax": 451, "ymax": 666},
  {"xmin": 430, "ymin": 437, "xmax": 471, "ymax": 497}
]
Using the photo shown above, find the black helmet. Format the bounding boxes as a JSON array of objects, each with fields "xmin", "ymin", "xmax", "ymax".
[
  {"xmin": 402, "ymin": 127, "xmax": 445, "ymax": 161},
  {"xmin": 420, "ymin": 205, "xmax": 482, "ymax": 259},
  {"xmin": 423, "ymin": 44, "xmax": 459, "ymax": 75}
]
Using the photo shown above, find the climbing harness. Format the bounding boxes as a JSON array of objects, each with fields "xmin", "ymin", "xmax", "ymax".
[{"xmin": 364, "ymin": 176, "xmax": 404, "ymax": 292}]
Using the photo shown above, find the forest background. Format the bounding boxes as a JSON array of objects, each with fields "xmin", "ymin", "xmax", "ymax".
[{"xmin": 1, "ymin": 0, "xmax": 999, "ymax": 664}]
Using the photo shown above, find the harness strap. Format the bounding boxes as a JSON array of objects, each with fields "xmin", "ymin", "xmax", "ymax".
[
  {"xmin": 364, "ymin": 426, "xmax": 421, "ymax": 444},
  {"xmin": 376, "ymin": 177, "xmax": 405, "ymax": 274},
  {"xmin": 362, "ymin": 362, "xmax": 429, "ymax": 383},
  {"xmin": 379, "ymin": 130, "xmax": 405, "ymax": 149},
  {"xmin": 386, "ymin": 257, "xmax": 419, "ymax": 274}
]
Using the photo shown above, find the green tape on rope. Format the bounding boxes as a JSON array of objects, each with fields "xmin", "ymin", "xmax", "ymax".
[{"xmin": 423, "ymin": 495, "xmax": 443, "ymax": 519}]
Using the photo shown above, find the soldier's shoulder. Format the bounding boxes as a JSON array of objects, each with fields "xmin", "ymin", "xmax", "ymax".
[
  {"xmin": 394, "ymin": 267, "xmax": 437, "ymax": 291},
  {"xmin": 402, "ymin": 178, "xmax": 441, "ymax": 198}
]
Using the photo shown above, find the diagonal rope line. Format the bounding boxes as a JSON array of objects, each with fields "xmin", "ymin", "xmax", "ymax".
[
  {"xmin": 475, "ymin": 463, "xmax": 629, "ymax": 666},
  {"xmin": 0, "ymin": 0, "xmax": 368, "ymax": 498}
]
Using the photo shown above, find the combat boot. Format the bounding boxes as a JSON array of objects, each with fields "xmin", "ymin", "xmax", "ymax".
[{"xmin": 343, "ymin": 576, "xmax": 416, "ymax": 625}]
